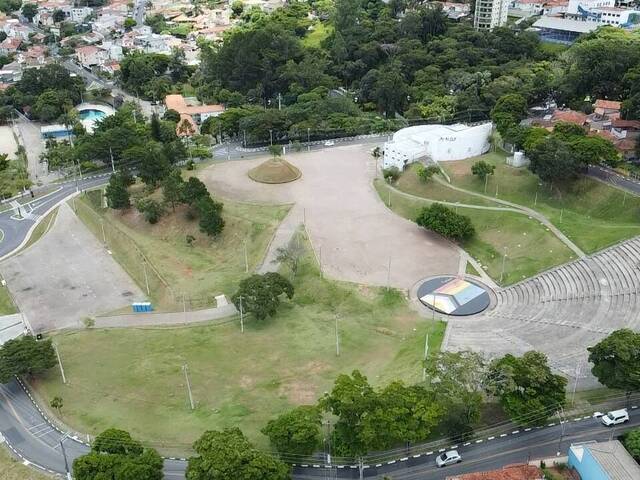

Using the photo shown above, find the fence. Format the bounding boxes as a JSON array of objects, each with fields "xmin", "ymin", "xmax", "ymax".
[{"xmin": 73, "ymin": 191, "xmax": 217, "ymax": 312}]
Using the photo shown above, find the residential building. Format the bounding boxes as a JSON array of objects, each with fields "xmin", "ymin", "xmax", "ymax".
[
  {"xmin": 446, "ymin": 464, "xmax": 544, "ymax": 480},
  {"xmin": 17, "ymin": 45, "xmax": 48, "ymax": 66},
  {"xmin": 568, "ymin": 440, "xmax": 640, "ymax": 480},
  {"xmin": 551, "ymin": 108, "xmax": 589, "ymax": 126},
  {"xmin": 474, "ymin": 0, "xmax": 510, "ymax": 29},
  {"xmin": 0, "ymin": 60, "xmax": 22, "ymax": 83},
  {"xmin": 568, "ymin": 0, "xmax": 615, "ymax": 13},
  {"xmin": 532, "ymin": 16, "xmax": 599, "ymax": 42},
  {"xmin": 0, "ymin": 37, "xmax": 21, "ymax": 56},
  {"xmin": 75, "ymin": 45, "xmax": 106, "ymax": 67},
  {"xmin": 165, "ymin": 94, "xmax": 225, "ymax": 134},
  {"xmin": 594, "ymin": 99, "xmax": 621, "ymax": 118}
]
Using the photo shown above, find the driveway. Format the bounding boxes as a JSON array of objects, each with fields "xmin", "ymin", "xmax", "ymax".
[
  {"xmin": 0, "ymin": 203, "xmax": 143, "ymax": 332},
  {"xmin": 199, "ymin": 144, "xmax": 460, "ymax": 289}
]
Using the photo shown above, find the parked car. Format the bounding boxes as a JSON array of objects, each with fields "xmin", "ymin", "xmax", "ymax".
[
  {"xmin": 436, "ymin": 450, "xmax": 462, "ymax": 467},
  {"xmin": 324, "ymin": 140, "xmax": 335, "ymax": 146},
  {"xmin": 601, "ymin": 409, "xmax": 629, "ymax": 426}
]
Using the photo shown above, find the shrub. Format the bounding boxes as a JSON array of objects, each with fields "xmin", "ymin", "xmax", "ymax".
[
  {"xmin": 383, "ymin": 166, "xmax": 400, "ymax": 182},
  {"xmin": 416, "ymin": 164, "xmax": 440, "ymax": 182},
  {"xmin": 415, "ymin": 203, "xmax": 475, "ymax": 241},
  {"xmin": 135, "ymin": 197, "xmax": 164, "ymax": 224}
]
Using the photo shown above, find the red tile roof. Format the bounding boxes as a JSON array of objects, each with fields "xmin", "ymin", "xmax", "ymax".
[
  {"xmin": 446, "ymin": 464, "xmax": 544, "ymax": 480},
  {"xmin": 594, "ymin": 99, "xmax": 621, "ymax": 110},
  {"xmin": 612, "ymin": 119, "xmax": 640, "ymax": 130},
  {"xmin": 552, "ymin": 109, "xmax": 587, "ymax": 126}
]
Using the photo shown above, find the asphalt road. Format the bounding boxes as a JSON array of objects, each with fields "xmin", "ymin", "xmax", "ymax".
[
  {"xmin": 587, "ymin": 164, "xmax": 640, "ymax": 195},
  {"xmin": 0, "ymin": 174, "xmax": 110, "ymax": 261}
]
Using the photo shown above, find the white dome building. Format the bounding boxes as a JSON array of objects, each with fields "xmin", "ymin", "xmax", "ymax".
[{"xmin": 382, "ymin": 122, "xmax": 492, "ymax": 170}]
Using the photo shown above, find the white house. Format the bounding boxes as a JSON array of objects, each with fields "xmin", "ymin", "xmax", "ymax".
[
  {"xmin": 382, "ymin": 123, "xmax": 492, "ymax": 170},
  {"xmin": 76, "ymin": 45, "xmax": 106, "ymax": 67}
]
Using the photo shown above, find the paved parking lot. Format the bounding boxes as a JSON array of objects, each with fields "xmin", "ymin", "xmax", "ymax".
[
  {"xmin": 1, "ymin": 203, "xmax": 143, "ymax": 332},
  {"xmin": 200, "ymin": 144, "xmax": 460, "ymax": 289}
]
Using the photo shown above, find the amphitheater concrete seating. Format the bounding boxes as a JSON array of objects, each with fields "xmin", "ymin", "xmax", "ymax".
[{"xmin": 444, "ymin": 237, "xmax": 640, "ymax": 389}]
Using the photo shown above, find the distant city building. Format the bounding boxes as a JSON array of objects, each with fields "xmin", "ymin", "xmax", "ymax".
[{"xmin": 474, "ymin": 0, "xmax": 510, "ymax": 29}]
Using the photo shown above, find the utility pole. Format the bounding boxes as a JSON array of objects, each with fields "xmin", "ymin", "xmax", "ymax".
[
  {"xmin": 560, "ymin": 208, "xmax": 564, "ymax": 223},
  {"xmin": 243, "ymin": 129, "xmax": 247, "ymax": 148},
  {"xmin": 334, "ymin": 314, "xmax": 340, "ymax": 357},
  {"xmin": 59, "ymin": 436, "xmax": 72, "ymax": 480},
  {"xmin": 571, "ymin": 360, "xmax": 581, "ymax": 406},
  {"xmin": 422, "ymin": 333, "xmax": 429, "ymax": 382},
  {"xmin": 101, "ymin": 220, "xmax": 106, "ymax": 246},
  {"xmin": 278, "ymin": 92, "xmax": 282, "ymax": 111},
  {"xmin": 244, "ymin": 239, "xmax": 248, "ymax": 273},
  {"xmin": 142, "ymin": 259, "xmax": 150, "ymax": 296},
  {"xmin": 269, "ymin": 129, "xmax": 273, "ymax": 146},
  {"xmin": 307, "ymin": 128, "xmax": 310, "ymax": 151},
  {"xmin": 109, "ymin": 147, "xmax": 115, "ymax": 173},
  {"xmin": 183, "ymin": 364, "xmax": 195, "ymax": 410},
  {"xmin": 53, "ymin": 343, "xmax": 67, "ymax": 384},
  {"xmin": 500, "ymin": 247, "xmax": 508, "ymax": 283},
  {"xmin": 556, "ymin": 406, "xmax": 565, "ymax": 456},
  {"xmin": 239, "ymin": 296, "xmax": 244, "ymax": 333},
  {"xmin": 484, "ymin": 174, "xmax": 488, "ymax": 194},
  {"xmin": 183, "ymin": 293, "xmax": 187, "ymax": 324}
]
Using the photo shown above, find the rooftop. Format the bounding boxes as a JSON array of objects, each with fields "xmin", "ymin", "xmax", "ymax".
[
  {"xmin": 594, "ymin": 99, "xmax": 622, "ymax": 110},
  {"xmin": 572, "ymin": 440, "xmax": 640, "ymax": 480},
  {"xmin": 165, "ymin": 94, "xmax": 224, "ymax": 115},
  {"xmin": 446, "ymin": 464, "xmax": 544, "ymax": 480},
  {"xmin": 532, "ymin": 16, "xmax": 600, "ymax": 33}
]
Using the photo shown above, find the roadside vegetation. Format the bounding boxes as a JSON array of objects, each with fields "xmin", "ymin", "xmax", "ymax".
[{"xmin": 0, "ymin": 447, "xmax": 50, "ymax": 480}]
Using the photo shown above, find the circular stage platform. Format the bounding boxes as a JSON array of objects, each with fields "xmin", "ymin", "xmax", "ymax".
[{"xmin": 417, "ymin": 276, "xmax": 490, "ymax": 316}]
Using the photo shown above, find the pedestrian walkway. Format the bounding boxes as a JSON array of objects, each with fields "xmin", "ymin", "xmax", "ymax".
[
  {"xmin": 0, "ymin": 313, "xmax": 26, "ymax": 345},
  {"xmin": 257, "ymin": 204, "xmax": 300, "ymax": 274},
  {"xmin": 94, "ymin": 303, "xmax": 237, "ymax": 328}
]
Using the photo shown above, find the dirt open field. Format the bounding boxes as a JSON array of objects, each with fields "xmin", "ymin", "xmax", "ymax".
[{"xmin": 199, "ymin": 144, "xmax": 460, "ymax": 289}]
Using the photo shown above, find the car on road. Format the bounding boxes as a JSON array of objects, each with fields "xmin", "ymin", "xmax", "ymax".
[
  {"xmin": 601, "ymin": 409, "xmax": 629, "ymax": 426},
  {"xmin": 324, "ymin": 140, "xmax": 335, "ymax": 146},
  {"xmin": 436, "ymin": 450, "xmax": 461, "ymax": 467}
]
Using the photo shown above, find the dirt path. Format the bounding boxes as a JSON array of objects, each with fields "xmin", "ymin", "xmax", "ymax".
[{"xmin": 199, "ymin": 144, "xmax": 460, "ymax": 290}]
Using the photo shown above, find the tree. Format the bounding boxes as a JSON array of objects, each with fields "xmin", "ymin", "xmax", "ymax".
[
  {"xmin": 196, "ymin": 195, "xmax": 225, "ymax": 236},
  {"xmin": 262, "ymin": 405, "xmax": 321, "ymax": 455},
  {"xmin": 383, "ymin": 166, "xmax": 401, "ymax": 182},
  {"xmin": 162, "ymin": 169, "xmax": 184, "ymax": 211},
  {"xmin": 491, "ymin": 94, "xmax": 527, "ymax": 136},
  {"xmin": 424, "ymin": 351, "xmax": 487, "ymax": 438},
  {"xmin": 569, "ymin": 135, "xmax": 620, "ymax": 167},
  {"xmin": 135, "ymin": 197, "xmax": 164, "ymax": 224},
  {"xmin": 416, "ymin": 164, "xmax": 439, "ymax": 182},
  {"xmin": 0, "ymin": 336, "xmax": 56, "ymax": 383},
  {"xmin": 528, "ymin": 137, "xmax": 581, "ymax": 185},
  {"xmin": 105, "ymin": 172, "xmax": 131, "ymax": 210},
  {"xmin": 588, "ymin": 329, "xmax": 640, "ymax": 400},
  {"xmin": 163, "ymin": 109, "xmax": 180, "ymax": 123},
  {"xmin": 471, "ymin": 160, "xmax": 495, "ymax": 181},
  {"xmin": 231, "ymin": 0, "xmax": 244, "ymax": 17},
  {"xmin": 486, "ymin": 351, "xmax": 567, "ymax": 426},
  {"xmin": 623, "ymin": 428, "xmax": 640, "ymax": 461},
  {"xmin": 50, "ymin": 396, "xmax": 63, "ymax": 415},
  {"xmin": 273, "ymin": 235, "xmax": 305, "ymax": 277},
  {"xmin": 73, "ymin": 429, "xmax": 162, "ymax": 480},
  {"xmin": 231, "ymin": 272, "xmax": 294, "ymax": 321},
  {"xmin": 415, "ymin": 203, "xmax": 475, "ymax": 242},
  {"xmin": 124, "ymin": 144, "xmax": 170, "ymax": 187},
  {"xmin": 21, "ymin": 2, "xmax": 38, "ymax": 21},
  {"xmin": 186, "ymin": 428, "xmax": 290, "ymax": 480},
  {"xmin": 182, "ymin": 177, "xmax": 210, "ymax": 205},
  {"xmin": 124, "ymin": 17, "xmax": 137, "ymax": 30}
]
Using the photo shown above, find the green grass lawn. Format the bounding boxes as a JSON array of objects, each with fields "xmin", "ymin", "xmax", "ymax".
[
  {"xmin": 0, "ymin": 447, "xmax": 49, "ymax": 480},
  {"xmin": 303, "ymin": 21, "xmax": 333, "ymax": 48},
  {"xmin": 441, "ymin": 152, "xmax": 640, "ymax": 253},
  {"xmin": 34, "ymin": 232, "xmax": 445, "ymax": 454},
  {"xmin": 74, "ymin": 188, "xmax": 290, "ymax": 310},
  {"xmin": 375, "ymin": 179, "xmax": 575, "ymax": 285},
  {"xmin": 21, "ymin": 207, "xmax": 58, "ymax": 253},
  {"xmin": 0, "ymin": 285, "xmax": 17, "ymax": 315}
]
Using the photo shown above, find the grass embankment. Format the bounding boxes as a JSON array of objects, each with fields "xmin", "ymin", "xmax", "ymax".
[
  {"xmin": 303, "ymin": 21, "xmax": 333, "ymax": 48},
  {"xmin": 35, "ymin": 231, "xmax": 445, "ymax": 453},
  {"xmin": 375, "ymin": 179, "xmax": 574, "ymax": 285},
  {"xmin": 0, "ymin": 447, "xmax": 49, "ymax": 480},
  {"xmin": 441, "ymin": 152, "xmax": 640, "ymax": 253},
  {"xmin": 22, "ymin": 207, "xmax": 58, "ymax": 252},
  {"xmin": 73, "ymin": 189, "xmax": 290, "ymax": 309}
]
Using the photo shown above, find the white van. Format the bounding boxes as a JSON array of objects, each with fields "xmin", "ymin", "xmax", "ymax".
[{"xmin": 601, "ymin": 409, "xmax": 629, "ymax": 426}]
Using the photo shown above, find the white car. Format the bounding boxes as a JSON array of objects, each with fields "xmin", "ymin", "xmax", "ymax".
[
  {"xmin": 435, "ymin": 450, "xmax": 462, "ymax": 467},
  {"xmin": 601, "ymin": 409, "xmax": 629, "ymax": 426},
  {"xmin": 324, "ymin": 140, "xmax": 335, "ymax": 146}
]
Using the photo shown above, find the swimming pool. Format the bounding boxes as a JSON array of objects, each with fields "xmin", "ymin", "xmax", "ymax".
[{"xmin": 78, "ymin": 109, "xmax": 107, "ymax": 121}]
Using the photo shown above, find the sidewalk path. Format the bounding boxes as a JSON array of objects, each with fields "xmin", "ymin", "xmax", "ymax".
[
  {"xmin": 257, "ymin": 204, "xmax": 300, "ymax": 274},
  {"xmin": 94, "ymin": 303, "xmax": 238, "ymax": 328}
]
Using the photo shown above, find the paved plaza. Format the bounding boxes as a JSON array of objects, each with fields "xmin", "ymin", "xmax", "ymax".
[
  {"xmin": 200, "ymin": 144, "xmax": 461, "ymax": 289},
  {"xmin": 1, "ymin": 203, "xmax": 143, "ymax": 332}
]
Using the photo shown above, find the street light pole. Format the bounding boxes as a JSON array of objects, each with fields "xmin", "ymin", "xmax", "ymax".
[
  {"xmin": 500, "ymin": 247, "xmax": 508, "ymax": 283},
  {"xmin": 239, "ymin": 295, "xmax": 244, "ymax": 333},
  {"xmin": 269, "ymin": 129, "xmax": 273, "ymax": 146},
  {"xmin": 307, "ymin": 127, "xmax": 310, "ymax": 151},
  {"xmin": 556, "ymin": 406, "xmax": 565, "ymax": 456},
  {"xmin": 59, "ymin": 435, "xmax": 72, "ymax": 480}
]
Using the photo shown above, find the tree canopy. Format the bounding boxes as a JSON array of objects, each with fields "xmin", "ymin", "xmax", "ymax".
[
  {"xmin": 588, "ymin": 329, "xmax": 640, "ymax": 396},
  {"xmin": 231, "ymin": 272, "xmax": 294, "ymax": 321},
  {"xmin": 415, "ymin": 203, "xmax": 475, "ymax": 242},
  {"xmin": 0, "ymin": 336, "xmax": 56, "ymax": 383},
  {"xmin": 261, "ymin": 405, "xmax": 322, "ymax": 455}
]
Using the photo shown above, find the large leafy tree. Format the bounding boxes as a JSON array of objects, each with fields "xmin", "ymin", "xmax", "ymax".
[
  {"xmin": 196, "ymin": 195, "xmax": 225, "ymax": 237},
  {"xmin": 186, "ymin": 428, "xmax": 290, "ymax": 480},
  {"xmin": 0, "ymin": 336, "xmax": 56, "ymax": 383},
  {"xmin": 105, "ymin": 171, "xmax": 132, "ymax": 210},
  {"xmin": 424, "ymin": 351, "xmax": 487, "ymax": 438},
  {"xmin": 73, "ymin": 429, "xmax": 163, "ymax": 480},
  {"xmin": 487, "ymin": 351, "xmax": 567, "ymax": 426},
  {"xmin": 262, "ymin": 405, "xmax": 322, "ymax": 455},
  {"xmin": 320, "ymin": 370, "xmax": 443, "ymax": 455},
  {"xmin": 124, "ymin": 143, "xmax": 170, "ymax": 187},
  {"xmin": 588, "ymin": 329, "xmax": 640, "ymax": 398},
  {"xmin": 491, "ymin": 93, "xmax": 527, "ymax": 137},
  {"xmin": 623, "ymin": 428, "xmax": 640, "ymax": 461},
  {"xmin": 231, "ymin": 272, "xmax": 294, "ymax": 321},
  {"xmin": 528, "ymin": 136, "xmax": 581, "ymax": 185}
]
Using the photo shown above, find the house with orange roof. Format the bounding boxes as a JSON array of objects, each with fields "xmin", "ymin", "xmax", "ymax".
[
  {"xmin": 551, "ymin": 108, "xmax": 588, "ymax": 127},
  {"xmin": 594, "ymin": 99, "xmax": 621, "ymax": 117},
  {"xmin": 165, "ymin": 94, "xmax": 224, "ymax": 135}
]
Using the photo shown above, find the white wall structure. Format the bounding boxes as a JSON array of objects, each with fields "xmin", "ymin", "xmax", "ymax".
[
  {"xmin": 382, "ymin": 123, "xmax": 492, "ymax": 170},
  {"xmin": 474, "ymin": 0, "xmax": 510, "ymax": 30},
  {"xmin": 567, "ymin": 0, "xmax": 614, "ymax": 14}
]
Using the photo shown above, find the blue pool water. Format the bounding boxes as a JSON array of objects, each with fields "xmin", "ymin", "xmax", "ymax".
[{"xmin": 78, "ymin": 109, "xmax": 107, "ymax": 121}]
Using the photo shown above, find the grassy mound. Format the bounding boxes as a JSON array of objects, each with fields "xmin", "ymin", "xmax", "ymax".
[{"xmin": 248, "ymin": 158, "xmax": 301, "ymax": 184}]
